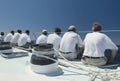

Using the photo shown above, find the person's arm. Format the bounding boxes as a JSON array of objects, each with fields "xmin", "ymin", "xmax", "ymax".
[
  {"xmin": 107, "ymin": 49, "xmax": 118, "ymax": 64},
  {"xmin": 103, "ymin": 34, "xmax": 118, "ymax": 64},
  {"xmin": 79, "ymin": 46, "xmax": 84, "ymax": 53},
  {"xmin": 76, "ymin": 46, "xmax": 84, "ymax": 59}
]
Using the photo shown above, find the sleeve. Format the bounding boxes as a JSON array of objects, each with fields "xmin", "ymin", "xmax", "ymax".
[
  {"xmin": 104, "ymin": 35, "xmax": 118, "ymax": 50},
  {"xmin": 77, "ymin": 34, "xmax": 83, "ymax": 47},
  {"xmin": 27, "ymin": 36, "xmax": 31, "ymax": 43}
]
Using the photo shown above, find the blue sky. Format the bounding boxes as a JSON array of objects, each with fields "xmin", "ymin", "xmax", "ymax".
[{"xmin": 0, "ymin": 0, "xmax": 120, "ymax": 44}]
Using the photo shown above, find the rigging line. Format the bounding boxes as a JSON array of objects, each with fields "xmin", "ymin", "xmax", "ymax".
[
  {"xmin": 32, "ymin": 30, "xmax": 120, "ymax": 34},
  {"xmin": 78, "ymin": 30, "xmax": 120, "ymax": 33}
]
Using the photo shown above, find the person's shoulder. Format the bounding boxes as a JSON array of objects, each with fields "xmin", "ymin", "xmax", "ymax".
[
  {"xmin": 62, "ymin": 32, "xmax": 68, "ymax": 36},
  {"xmin": 48, "ymin": 33, "xmax": 54, "ymax": 36},
  {"xmin": 7, "ymin": 33, "xmax": 11, "ymax": 35},
  {"xmin": 68, "ymin": 31, "xmax": 76, "ymax": 35},
  {"xmin": 21, "ymin": 33, "xmax": 25, "ymax": 35},
  {"xmin": 100, "ymin": 33, "xmax": 109, "ymax": 38},
  {"xmin": 97, "ymin": 32, "xmax": 107, "ymax": 36},
  {"xmin": 84, "ymin": 32, "xmax": 93, "ymax": 37},
  {"xmin": 69, "ymin": 32, "xmax": 78, "ymax": 37},
  {"xmin": 20, "ymin": 33, "xmax": 26, "ymax": 36},
  {"xmin": 64, "ymin": 32, "xmax": 69, "ymax": 34},
  {"xmin": 87, "ymin": 32, "xmax": 93, "ymax": 34},
  {"xmin": 14, "ymin": 32, "xmax": 19, "ymax": 35}
]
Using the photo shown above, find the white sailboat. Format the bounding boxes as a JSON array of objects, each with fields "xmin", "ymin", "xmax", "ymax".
[{"xmin": 0, "ymin": 30, "xmax": 120, "ymax": 81}]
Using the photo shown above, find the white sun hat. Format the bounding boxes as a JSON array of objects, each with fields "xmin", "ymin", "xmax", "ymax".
[
  {"xmin": 68, "ymin": 25, "xmax": 76, "ymax": 31},
  {"xmin": 42, "ymin": 29, "xmax": 47, "ymax": 33}
]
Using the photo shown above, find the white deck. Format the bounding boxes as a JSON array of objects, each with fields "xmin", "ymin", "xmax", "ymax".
[{"xmin": 0, "ymin": 48, "xmax": 119, "ymax": 81}]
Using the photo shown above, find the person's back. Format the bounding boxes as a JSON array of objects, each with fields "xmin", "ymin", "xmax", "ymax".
[
  {"xmin": 83, "ymin": 32, "xmax": 109, "ymax": 57},
  {"xmin": 60, "ymin": 31, "xmax": 82, "ymax": 52},
  {"xmin": 36, "ymin": 30, "xmax": 48, "ymax": 44},
  {"xmin": 18, "ymin": 30, "xmax": 31, "ymax": 46},
  {"xmin": 81, "ymin": 23, "xmax": 118, "ymax": 66},
  {"xmin": 47, "ymin": 28, "xmax": 62, "ymax": 51},
  {"xmin": 11, "ymin": 30, "xmax": 22, "ymax": 44},
  {"xmin": 59, "ymin": 25, "xmax": 83, "ymax": 60},
  {"xmin": 4, "ymin": 31, "xmax": 14, "ymax": 42}
]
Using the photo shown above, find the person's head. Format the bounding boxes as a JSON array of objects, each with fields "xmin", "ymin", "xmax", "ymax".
[
  {"xmin": 68, "ymin": 25, "xmax": 76, "ymax": 32},
  {"xmin": 10, "ymin": 30, "xmax": 14, "ymax": 35},
  {"xmin": 17, "ymin": 29, "xmax": 22, "ymax": 34},
  {"xmin": 92, "ymin": 22, "xmax": 102, "ymax": 32},
  {"xmin": 42, "ymin": 29, "xmax": 48, "ymax": 35},
  {"xmin": 1, "ymin": 32, "xmax": 4, "ymax": 36},
  {"xmin": 25, "ymin": 30, "xmax": 30, "ymax": 35},
  {"xmin": 54, "ymin": 27, "xmax": 61, "ymax": 35}
]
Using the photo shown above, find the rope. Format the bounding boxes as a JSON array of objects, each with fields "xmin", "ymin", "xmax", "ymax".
[
  {"xmin": 54, "ymin": 48, "xmax": 120, "ymax": 81},
  {"xmin": 54, "ymin": 48, "xmax": 120, "ymax": 72}
]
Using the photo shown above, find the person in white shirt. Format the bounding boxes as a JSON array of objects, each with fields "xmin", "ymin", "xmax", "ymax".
[
  {"xmin": 18, "ymin": 30, "xmax": 31, "ymax": 47},
  {"xmin": 47, "ymin": 28, "xmax": 62, "ymax": 55},
  {"xmin": 81, "ymin": 23, "xmax": 118, "ymax": 66},
  {"xmin": 59, "ymin": 25, "xmax": 83, "ymax": 60},
  {"xmin": 11, "ymin": 29, "xmax": 22, "ymax": 45},
  {"xmin": 0, "ymin": 32, "xmax": 4, "ymax": 42},
  {"xmin": 36, "ymin": 30, "xmax": 48, "ymax": 44},
  {"xmin": 4, "ymin": 30, "xmax": 14, "ymax": 42}
]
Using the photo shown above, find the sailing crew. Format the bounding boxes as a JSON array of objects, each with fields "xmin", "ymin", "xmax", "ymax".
[
  {"xmin": 18, "ymin": 30, "xmax": 31, "ymax": 47},
  {"xmin": 0, "ymin": 32, "xmax": 4, "ymax": 42},
  {"xmin": 47, "ymin": 27, "xmax": 62, "ymax": 54},
  {"xmin": 81, "ymin": 22, "xmax": 118, "ymax": 66},
  {"xmin": 4, "ymin": 30, "xmax": 14, "ymax": 42},
  {"xmin": 36, "ymin": 29, "xmax": 48, "ymax": 44},
  {"xmin": 11, "ymin": 29, "xmax": 22, "ymax": 46},
  {"xmin": 59, "ymin": 25, "xmax": 83, "ymax": 60}
]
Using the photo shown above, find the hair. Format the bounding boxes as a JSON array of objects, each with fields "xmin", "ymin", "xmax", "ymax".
[
  {"xmin": 92, "ymin": 22, "xmax": 102, "ymax": 32},
  {"xmin": 17, "ymin": 29, "xmax": 22, "ymax": 34},
  {"xmin": 1, "ymin": 32, "xmax": 4, "ymax": 36},
  {"xmin": 25, "ymin": 30, "xmax": 30, "ymax": 35},
  {"xmin": 10, "ymin": 30, "xmax": 14, "ymax": 35},
  {"xmin": 54, "ymin": 27, "xmax": 61, "ymax": 35},
  {"xmin": 42, "ymin": 31, "xmax": 48, "ymax": 35},
  {"xmin": 41, "ymin": 30, "xmax": 48, "ymax": 35}
]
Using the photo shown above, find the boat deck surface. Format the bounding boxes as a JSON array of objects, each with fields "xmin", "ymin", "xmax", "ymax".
[{"xmin": 0, "ymin": 48, "xmax": 119, "ymax": 81}]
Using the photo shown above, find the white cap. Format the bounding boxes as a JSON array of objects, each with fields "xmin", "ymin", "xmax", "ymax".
[
  {"xmin": 68, "ymin": 25, "xmax": 76, "ymax": 30},
  {"xmin": 42, "ymin": 29, "xmax": 47, "ymax": 33}
]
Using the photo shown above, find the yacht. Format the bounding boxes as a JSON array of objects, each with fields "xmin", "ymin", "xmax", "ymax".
[{"xmin": 0, "ymin": 30, "xmax": 120, "ymax": 81}]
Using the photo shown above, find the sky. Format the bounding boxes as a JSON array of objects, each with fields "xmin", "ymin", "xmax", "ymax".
[{"xmin": 0, "ymin": 0, "xmax": 120, "ymax": 44}]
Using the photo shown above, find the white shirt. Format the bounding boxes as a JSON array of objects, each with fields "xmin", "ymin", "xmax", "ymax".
[
  {"xmin": 18, "ymin": 33, "xmax": 31, "ymax": 46},
  {"xmin": 59, "ymin": 31, "xmax": 83, "ymax": 52},
  {"xmin": 83, "ymin": 32, "xmax": 118, "ymax": 57},
  {"xmin": 4, "ymin": 33, "xmax": 13, "ymax": 42},
  {"xmin": 11, "ymin": 32, "xmax": 20, "ymax": 43},
  {"xmin": 47, "ymin": 33, "xmax": 62, "ymax": 50},
  {"xmin": 36, "ymin": 34, "xmax": 47, "ymax": 44}
]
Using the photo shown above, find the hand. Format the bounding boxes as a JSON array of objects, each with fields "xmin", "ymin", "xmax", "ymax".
[
  {"xmin": 107, "ymin": 58, "xmax": 112, "ymax": 64},
  {"xmin": 81, "ymin": 56, "xmax": 86, "ymax": 61}
]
